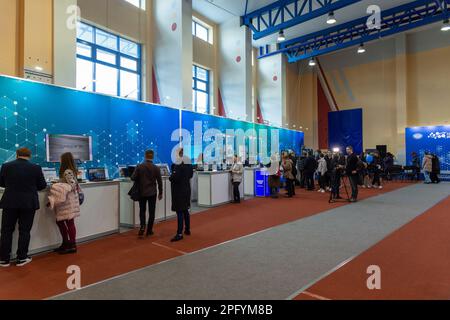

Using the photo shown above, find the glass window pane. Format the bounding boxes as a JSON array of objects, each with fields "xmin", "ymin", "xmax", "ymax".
[
  {"xmin": 124, "ymin": 0, "xmax": 145, "ymax": 9},
  {"xmin": 95, "ymin": 63, "xmax": 118, "ymax": 96},
  {"xmin": 76, "ymin": 58, "xmax": 94, "ymax": 91},
  {"xmin": 195, "ymin": 23, "xmax": 208, "ymax": 42},
  {"xmin": 197, "ymin": 81, "xmax": 207, "ymax": 91},
  {"xmin": 96, "ymin": 29, "xmax": 118, "ymax": 50},
  {"xmin": 97, "ymin": 49, "xmax": 116, "ymax": 65},
  {"xmin": 196, "ymin": 67, "xmax": 208, "ymax": 81},
  {"xmin": 120, "ymin": 71, "xmax": 139, "ymax": 99},
  {"xmin": 196, "ymin": 91, "xmax": 208, "ymax": 114},
  {"xmin": 120, "ymin": 38, "xmax": 139, "ymax": 58},
  {"xmin": 77, "ymin": 22, "xmax": 94, "ymax": 42},
  {"xmin": 77, "ymin": 43, "xmax": 92, "ymax": 57},
  {"xmin": 192, "ymin": 90, "xmax": 196, "ymax": 109},
  {"xmin": 120, "ymin": 57, "xmax": 137, "ymax": 71}
]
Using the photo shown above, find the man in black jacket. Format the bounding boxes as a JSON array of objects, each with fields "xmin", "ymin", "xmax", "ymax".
[
  {"xmin": 346, "ymin": 146, "xmax": 359, "ymax": 202},
  {"xmin": 131, "ymin": 150, "xmax": 163, "ymax": 237},
  {"xmin": 297, "ymin": 153, "xmax": 307, "ymax": 188},
  {"xmin": 0, "ymin": 148, "xmax": 47, "ymax": 267},
  {"xmin": 304, "ymin": 152, "xmax": 317, "ymax": 191},
  {"xmin": 430, "ymin": 154, "xmax": 441, "ymax": 184},
  {"xmin": 170, "ymin": 148, "xmax": 194, "ymax": 242}
]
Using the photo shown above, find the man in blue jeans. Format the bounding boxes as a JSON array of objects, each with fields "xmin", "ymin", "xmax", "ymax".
[{"xmin": 170, "ymin": 149, "xmax": 194, "ymax": 242}]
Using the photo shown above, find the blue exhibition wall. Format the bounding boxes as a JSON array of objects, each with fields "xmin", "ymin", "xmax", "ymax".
[
  {"xmin": 181, "ymin": 110, "xmax": 304, "ymax": 163},
  {"xmin": 328, "ymin": 108, "xmax": 363, "ymax": 155},
  {"xmin": 0, "ymin": 75, "xmax": 303, "ymax": 176},
  {"xmin": 0, "ymin": 76, "xmax": 180, "ymax": 177},
  {"xmin": 406, "ymin": 126, "xmax": 450, "ymax": 172}
]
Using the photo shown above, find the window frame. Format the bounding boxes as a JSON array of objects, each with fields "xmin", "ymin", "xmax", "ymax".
[
  {"xmin": 192, "ymin": 19, "xmax": 212, "ymax": 44},
  {"xmin": 192, "ymin": 65, "xmax": 210, "ymax": 114},
  {"xmin": 76, "ymin": 21, "xmax": 142, "ymax": 100}
]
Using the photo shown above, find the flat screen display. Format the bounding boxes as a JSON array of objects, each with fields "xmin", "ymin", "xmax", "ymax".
[
  {"xmin": 46, "ymin": 134, "xmax": 93, "ymax": 163},
  {"xmin": 87, "ymin": 168, "xmax": 107, "ymax": 181}
]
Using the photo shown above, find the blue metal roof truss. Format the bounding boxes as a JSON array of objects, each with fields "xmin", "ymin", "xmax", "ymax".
[
  {"xmin": 243, "ymin": 0, "xmax": 363, "ymax": 40},
  {"xmin": 254, "ymin": 0, "xmax": 450, "ymax": 63}
]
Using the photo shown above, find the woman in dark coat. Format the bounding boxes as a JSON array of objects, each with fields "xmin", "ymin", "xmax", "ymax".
[{"xmin": 170, "ymin": 149, "xmax": 194, "ymax": 242}]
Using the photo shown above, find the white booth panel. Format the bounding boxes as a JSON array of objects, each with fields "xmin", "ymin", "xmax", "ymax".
[
  {"xmin": 244, "ymin": 168, "xmax": 255, "ymax": 196},
  {"xmin": 119, "ymin": 181, "xmax": 134, "ymax": 227},
  {"xmin": 0, "ymin": 181, "xmax": 120, "ymax": 257}
]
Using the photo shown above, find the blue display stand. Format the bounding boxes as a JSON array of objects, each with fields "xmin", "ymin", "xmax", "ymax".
[{"xmin": 255, "ymin": 169, "xmax": 271, "ymax": 197}]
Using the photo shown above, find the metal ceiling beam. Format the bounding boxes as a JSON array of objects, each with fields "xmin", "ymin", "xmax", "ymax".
[
  {"xmin": 242, "ymin": 0, "xmax": 363, "ymax": 40},
  {"xmin": 258, "ymin": 0, "xmax": 450, "ymax": 63}
]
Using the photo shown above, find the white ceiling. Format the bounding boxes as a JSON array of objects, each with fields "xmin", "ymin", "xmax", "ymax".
[
  {"xmin": 192, "ymin": 0, "xmax": 275, "ymax": 24},
  {"xmin": 192, "ymin": 0, "xmax": 428, "ymax": 47}
]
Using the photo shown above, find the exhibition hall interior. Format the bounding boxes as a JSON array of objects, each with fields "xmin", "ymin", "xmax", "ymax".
[{"xmin": 0, "ymin": 0, "xmax": 449, "ymax": 303}]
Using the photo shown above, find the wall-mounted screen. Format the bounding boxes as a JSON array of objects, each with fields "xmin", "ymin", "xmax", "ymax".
[{"xmin": 46, "ymin": 134, "xmax": 93, "ymax": 163}]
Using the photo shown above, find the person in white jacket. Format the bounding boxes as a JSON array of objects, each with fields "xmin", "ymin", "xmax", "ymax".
[{"xmin": 316, "ymin": 153, "xmax": 328, "ymax": 193}]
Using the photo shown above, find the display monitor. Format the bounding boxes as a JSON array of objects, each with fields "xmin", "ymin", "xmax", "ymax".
[
  {"xmin": 46, "ymin": 134, "xmax": 93, "ymax": 163},
  {"xmin": 87, "ymin": 168, "xmax": 107, "ymax": 181}
]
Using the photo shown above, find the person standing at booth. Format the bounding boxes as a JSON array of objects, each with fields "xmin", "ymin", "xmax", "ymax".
[
  {"xmin": 170, "ymin": 149, "xmax": 194, "ymax": 242},
  {"xmin": 131, "ymin": 150, "xmax": 163, "ymax": 237},
  {"xmin": 422, "ymin": 152, "xmax": 433, "ymax": 184},
  {"xmin": 282, "ymin": 154, "xmax": 295, "ymax": 198},
  {"xmin": 0, "ymin": 148, "xmax": 47, "ymax": 267},
  {"xmin": 268, "ymin": 153, "xmax": 281, "ymax": 199},
  {"xmin": 231, "ymin": 155, "xmax": 244, "ymax": 204},
  {"xmin": 47, "ymin": 152, "xmax": 81, "ymax": 255}
]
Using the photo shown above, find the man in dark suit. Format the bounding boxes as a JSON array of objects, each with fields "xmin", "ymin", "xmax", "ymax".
[
  {"xmin": 0, "ymin": 148, "xmax": 47, "ymax": 267},
  {"xmin": 346, "ymin": 146, "xmax": 359, "ymax": 203},
  {"xmin": 131, "ymin": 150, "xmax": 163, "ymax": 237}
]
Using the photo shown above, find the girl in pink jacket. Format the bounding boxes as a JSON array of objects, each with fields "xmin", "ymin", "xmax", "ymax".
[{"xmin": 47, "ymin": 153, "xmax": 81, "ymax": 254}]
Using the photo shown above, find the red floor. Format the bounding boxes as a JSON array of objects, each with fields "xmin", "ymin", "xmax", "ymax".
[
  {"xmin": 295, "ymin": 195, "xmax": 450, "ymax": 300},
  {"xmin": 0, "ymin": 182, "xmax": 411, "ymax": 300}
]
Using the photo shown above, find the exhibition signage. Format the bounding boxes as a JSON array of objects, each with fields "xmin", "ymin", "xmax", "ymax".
[
  {"xmin": 0, "ymin": 75, "xmax": 304, "ymax": 177},
  {"xmin": 406, "ymin": 126, "xmax": 450, "ymax": 180},
  {"xmin": 255, "ymin": 169, "xmax": 270, "ymax": 197}
]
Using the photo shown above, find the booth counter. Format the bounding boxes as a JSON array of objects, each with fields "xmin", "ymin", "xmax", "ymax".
[
  {"xmin": 0, "ymin": 181, "xmax": 120, "ymax": 258},
  {"xmin": 244, "ymin": 167, "xmax": 258, "ymax": 196},
  {"xmin": 119, "ymin": 177, "xmax": 176, "ymax": 227},
  {"xmin": 197, "ymin": 171, "xmax": 244, "ymax": 207}
]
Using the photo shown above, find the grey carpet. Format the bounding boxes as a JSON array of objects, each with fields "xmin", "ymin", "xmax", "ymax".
[{"xmin": 54, "ymin": 183, "xmax": 450, "ymax": 300}]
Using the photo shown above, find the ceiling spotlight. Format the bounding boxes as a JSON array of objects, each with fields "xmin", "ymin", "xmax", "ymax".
[
  {"xmin": 327, "ymin": 11, "xmax": 337, "ymax": 25},
  {"xmin": 277, "ymin": 30, "xmax": 286, "ymax": 42},
  {"xmin": 34, "ymin": 66, "xmax": 43, "ymax": 71},
  {"xmin": 357, "ymin": 43, "xmax": 366, "ymax": 54},
  {"xmin": 308, "ymin": 58, "xmax": 316, "ymax": 67},
  {"xmin": 441, "ymin": 19, "xmax": 450, "ymax": 32}
]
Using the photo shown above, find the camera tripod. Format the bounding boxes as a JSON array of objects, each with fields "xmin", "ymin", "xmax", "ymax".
[{"xmin": 329, "ymin": 174, "xmax": 351, "ymax": 203}]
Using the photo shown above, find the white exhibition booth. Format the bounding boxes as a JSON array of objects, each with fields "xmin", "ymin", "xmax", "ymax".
[{"xmin": 0, "ymin": 169, "xmax": 256, "ymax": 257}]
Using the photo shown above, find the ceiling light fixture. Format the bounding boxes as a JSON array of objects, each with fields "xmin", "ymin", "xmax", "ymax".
[
  {"xmin": 327, "ymin": 11, "xmax": 337, "ymax": 25},
  {"xmin": 308, "ymin": 58, "xmax": 316, "ymax": 67},
  {"xmin": 441, "ymin": 19, "xmax": 450, "ymax": 31},
  {"xmin": 277, "ymin": 30, "xmax": 286, "ymax": 42},
  {"xmin": 357, "ymin": 43, "xmax": 366, "ymax": 54}
]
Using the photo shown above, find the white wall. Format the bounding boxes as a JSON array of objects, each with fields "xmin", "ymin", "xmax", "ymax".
[
  {"xmin": 153, "ymin": 0, "xmax": 193, "ymax": 109},
  {"xmin": 53, "ymin": 0, "xmax": 77, "ymax": 87},
  {"xmin": 257, "ymin": 53, "xmax": 284, "ymax": 127},
  {"xmin": 218, "ymin": 17, "xmax": 252, "ymax": 121}
]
